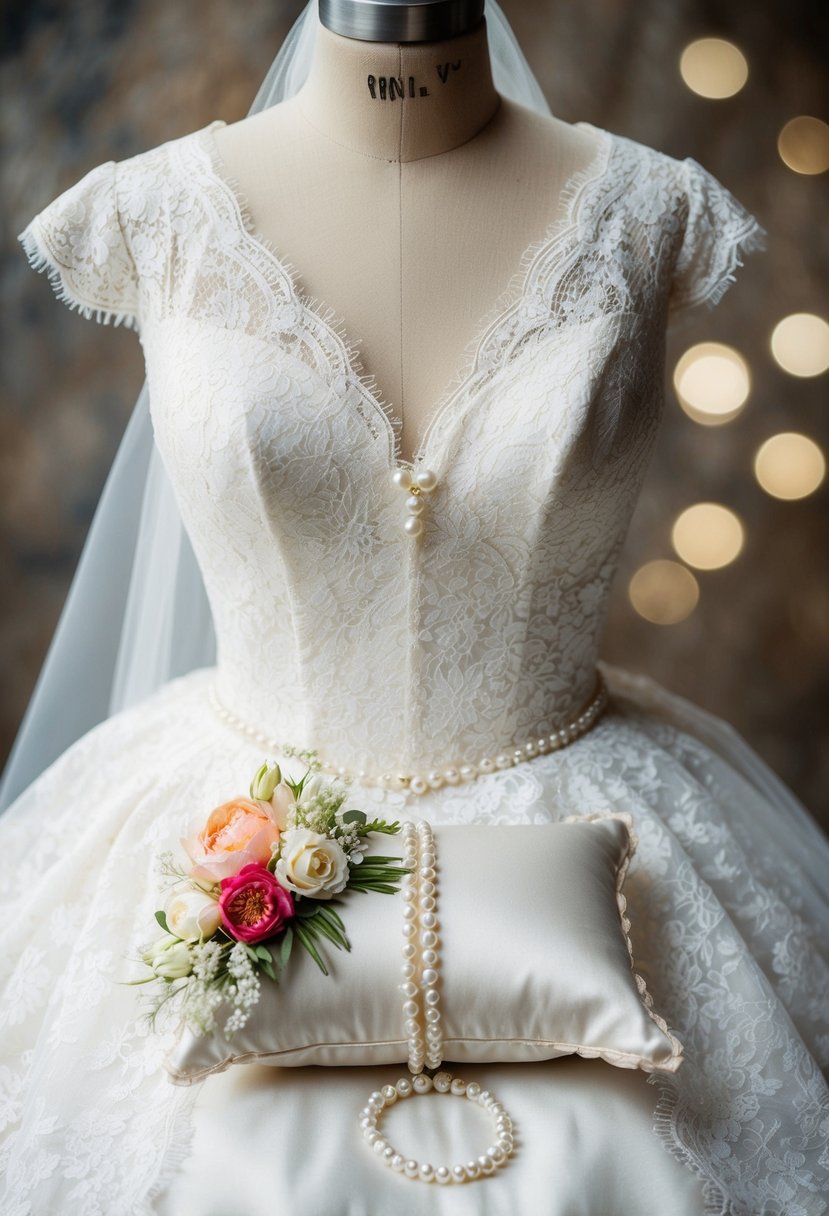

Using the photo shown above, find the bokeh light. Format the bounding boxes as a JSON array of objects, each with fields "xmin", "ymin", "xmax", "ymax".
[
  {"xmin": 671, "ymin": 502, "xmax": 745, "ymax": 570},
  {"xmin": 673, "ymin": 342, "xmax": 751, "ymax": 425},
  {"xmin": 754, "ymin": 432, "xmax": 826, "ymax": 500},
  {"xmin": 777, "ymin": 116, "xmax": 829, "ymax": 175},
  {"xmin": 679, "ymin": 38, "xmax": 749, "ymax": 99},
  {"xmin": 629, "ymin": 560, "xmax": 700, "ymax": 625},
  {"xmin": 770, "ymin": 313, "xmax": 829, "ymax": 377}
]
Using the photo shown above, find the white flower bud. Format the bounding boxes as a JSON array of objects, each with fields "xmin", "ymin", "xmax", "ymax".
[
  {"xmin": 150, "ymin": 939, "xmax": 193, "ymax": 980},
  {"xmin": 249, "ymin": 761, "xmax": 282, "ymax": 802}
]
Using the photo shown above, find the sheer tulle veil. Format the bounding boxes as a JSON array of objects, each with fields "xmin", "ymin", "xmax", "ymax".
[{"xmin": 0, "ymin": 0, "xmax": 551, "ymax": 813}]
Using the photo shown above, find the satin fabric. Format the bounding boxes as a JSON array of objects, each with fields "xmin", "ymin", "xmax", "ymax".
[
  {"xmin": 167, "ymin": 818, "xmax": 680, "ymax": 1081},
  {"xmin": 157, "ymin": 1054, "xmax": 705, "ymax": 1215}
]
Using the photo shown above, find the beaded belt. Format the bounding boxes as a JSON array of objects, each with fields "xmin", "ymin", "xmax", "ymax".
[{"xmin": 207, "ymin": 668, "xmax": 608, "ymax": 795}]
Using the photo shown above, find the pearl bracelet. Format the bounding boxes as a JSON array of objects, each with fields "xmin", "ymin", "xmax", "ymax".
[
  {"xmin": 359, "ymin": 1072, "xmax": 515, "ymax": 1184},
  {"xmin": 362, "ymin": 817, "xmax": 516, "ymax": 1183},
  {"xmin": 208, "ymin": 668, "xmax": 608, "ymax": 796}
]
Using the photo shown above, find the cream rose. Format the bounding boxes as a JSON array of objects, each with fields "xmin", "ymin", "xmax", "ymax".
[
  {"xmin": 164, "ymin": 885, "xmax": 221, "ymax": 942},
  {"xmin": 275, "ymin": 828, "xmax": 349, "ymax": 899}
]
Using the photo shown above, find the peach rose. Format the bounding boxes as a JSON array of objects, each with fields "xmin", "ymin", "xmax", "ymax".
[{"xmin": 182, "ymin": 797, "xmax": 282, "ymax": 883}]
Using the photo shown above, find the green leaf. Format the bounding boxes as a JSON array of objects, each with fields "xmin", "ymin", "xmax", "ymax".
[
  {"xmin": 294, "ymin": 923, "xmax": 329, "ymax": 975},
  {"xmin": 154, "ymin": 910, "xmax": 171, "ymax": 933},
  {"xmin": 254, "ymin": 944, "xmax": 273, "ymax": 961},
  {"xmin": 321, "ymin": 903, "xmax": 346, "ymax": 931},
  {"xmin": 310, "ymin": 913, "xmax": 350, "ymax": 952},
  {"xmin": 259, "ymin": 957, "xmax": 277, "ymax": 982},
  {"xmin": 279, "ymin": 927, "xmax": 294, "ymax": 970},
  {"xmin": 359, "ymin": 820, "xmax": 401, "ymax": 836},
  {"xmin": 348, "ymin": 882, "xmax": 402, "ymax": 894},
  {"xmin": 342, "ymin": 809, "xmax": 367, "ymax": 826}
]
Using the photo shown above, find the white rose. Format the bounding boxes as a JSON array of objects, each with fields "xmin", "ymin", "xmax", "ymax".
[
  {"xmin": 164, "ymin": 885, "xmax": 221, "ymax": 942},
  {"xmin": 144, "ymin": 934, "xmax": 193, "ymax": 979},
  {"xmin": 275, "ymin": 828, "xmax": 349, "ymax": 899}
]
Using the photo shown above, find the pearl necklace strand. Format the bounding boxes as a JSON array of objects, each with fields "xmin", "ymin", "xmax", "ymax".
[
  {"xmin": 208, "ymin": 668, "xmax": 608, "ymax": 796},
  {"xmin": 359, "ymin": 818, "xmax": 516, "ymax": 1184}
]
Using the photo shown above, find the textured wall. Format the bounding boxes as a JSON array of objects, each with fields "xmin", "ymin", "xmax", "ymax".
[{"xmin": 3, "ymin": 0, "xmax": 828, "ymax": 826}]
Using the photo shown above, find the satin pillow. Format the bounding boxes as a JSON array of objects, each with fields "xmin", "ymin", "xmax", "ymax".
[{"xmin": 165, "ymin": 813, "xmax": 682, "ymax": 1084}]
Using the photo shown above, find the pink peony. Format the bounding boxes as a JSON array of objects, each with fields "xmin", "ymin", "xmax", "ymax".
[
  {"xmin": 218, "ymin": 863, "xmax": 295, "ymax": 943},
  {"xmin": 182, "ymin": 797, "xmax": 282, "ymax": 883}
]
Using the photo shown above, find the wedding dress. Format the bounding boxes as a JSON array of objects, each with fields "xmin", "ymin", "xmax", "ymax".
[{"xmin": 3, "ymin": 108, "xmax": 829, "ymax": 1216}]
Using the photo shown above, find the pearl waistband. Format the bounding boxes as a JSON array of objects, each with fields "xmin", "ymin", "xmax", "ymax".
[{"xmin": 207, "ymin": 670, "xmax": 608, "ymax": 795}]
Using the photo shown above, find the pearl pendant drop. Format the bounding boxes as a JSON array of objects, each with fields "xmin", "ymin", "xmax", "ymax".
[{"xmin": 392, "ymin": 465, "xmax": 438, "ymax": 537}]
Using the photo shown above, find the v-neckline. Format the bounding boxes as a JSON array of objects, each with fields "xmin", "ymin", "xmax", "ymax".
[{"xmin": 196, "ymin": 117, "xmax": 614, "ymax": 472}]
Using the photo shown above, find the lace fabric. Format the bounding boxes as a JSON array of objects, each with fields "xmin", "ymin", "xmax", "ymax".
[{"xmin": 7, "ymin": 117, "xmax": 829, "ymax": 1216}]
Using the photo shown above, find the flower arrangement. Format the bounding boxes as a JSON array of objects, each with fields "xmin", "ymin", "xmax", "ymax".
[{"xmin": 128, "ymin": 756, "xmax": 409, "ymax": 1038}]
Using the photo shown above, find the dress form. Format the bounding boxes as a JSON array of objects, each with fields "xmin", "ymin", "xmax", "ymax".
[{"xmin": 211, "ymin": 15, "xmax": 604, "ymax": 465}]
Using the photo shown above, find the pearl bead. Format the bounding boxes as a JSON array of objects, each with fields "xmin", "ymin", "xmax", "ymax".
[
  {"xmin": 418, "ymin": 1163, "xmax": 434, "ymax": 1182},
  {"xmin": 395, "ymin": 1078, "xmax": 413, "ymax": 1097},
  {"xmin": 420, "ymin": 911, "xmax": 437, "ymax": 929},
  {"xmin": 404, "ymin": 1159, "xmax": 419, "ymax": 1178},
  {"xmin": 412, "ymin": 1074, "xmax": 432, "ymax": 1094},
  {"xmin": 381, "ymin": 1085, "xmax": 397, "ymax": 1103},
  {"xmin": 450, "ymin": 1078, "xmax": 467, "ymax": 1095},
  {"xmin": 421, "ymin": 930, "xmax": 438, "ymax": 949},
  {"xmin": 466, "ymin": 1160, "xmax": 481, "ymax": 1179},
  {"xmin": 422, "ymin": 968, "xmax": 438, "ymax": 986},
  {"xmin": 435, "ymin": 1166, "xmax": 450, "ymax": 1185},
  {"xmin": 426, "ymin": 771, "xmax": 443, "ymax": 789},
  {"xmin": 391, "ymin": 1154, "xmax": 405, "ymax": 1172},
  {"xmin": 409, "ymin": 776, "xmax": 428, "ymax": 795},
  {"xmin": 405, "ymin": 494, "xmax": 425, "ymax": 515},
  {"xmin": 452, "ymin": 1165, "xmax": 467, "ymax": 1183},
  {"xmin": 443, "ymin": 767, "xmax": 460, "ymax": 785},
  {"xmin": 433, "ymin": 1072, "xmax": 452, "ymax": 1093},
  {"xmin": 422, "ymin": 949, "xmax": 438, "ymax": 966},
  {"xmin": 466, "ymin": 1083, "xmax": 481, "ymax": 1100},
  {"xmin": 403, "ymin": 515, "xmax": 424, "ymax": 538},
  {"xmin": 392, "ymin": 468, "xmax": 413, "ymax": 490},
  {"xmin": 415, "ymin": 468, "xmax": 437, "ymax": 492},
  {"xmin": 459, "ymin": 764, "xmax": 477, "ymax": 781}
]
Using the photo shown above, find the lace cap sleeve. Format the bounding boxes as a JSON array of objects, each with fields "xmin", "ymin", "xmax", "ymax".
[
  {"xmin": 669, "ymin": 156, "xmax": 768, "ymax": 319},
  {"xmin": 17, "ymin": 158, "xmax": 140, "ymax": 331}
]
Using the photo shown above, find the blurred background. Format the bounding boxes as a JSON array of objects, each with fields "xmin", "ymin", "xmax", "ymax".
[{"xmin": 2, "ymin": 0, "xmax": 828, "ymax": 827}]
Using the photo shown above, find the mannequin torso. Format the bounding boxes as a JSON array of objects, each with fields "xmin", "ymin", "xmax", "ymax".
[{"xmin": 211, "ymin": 17, "xmax": 604, "ymax": 465}]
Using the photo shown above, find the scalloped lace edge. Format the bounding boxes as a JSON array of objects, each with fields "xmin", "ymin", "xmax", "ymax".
[
  {"xmin": 17, "ymin": 220, "xmax": 141, "ymax": 333},
  {"xmin": 195, "ymin": 119, "xmax": 613, "ymax": 469},
  {"xmin": 562, "ymin": 810, "xmax": 685, "ymax": 1069}
]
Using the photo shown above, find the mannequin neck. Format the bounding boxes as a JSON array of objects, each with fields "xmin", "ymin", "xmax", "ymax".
[{"xmin": 294, "ymin": 17, "xmax": 501, "ymax": 162}]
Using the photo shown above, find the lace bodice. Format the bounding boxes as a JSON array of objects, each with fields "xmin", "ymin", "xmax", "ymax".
[{"xmin": 18, "ymin": 118, "xmax": 766, "ymax": 775}]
